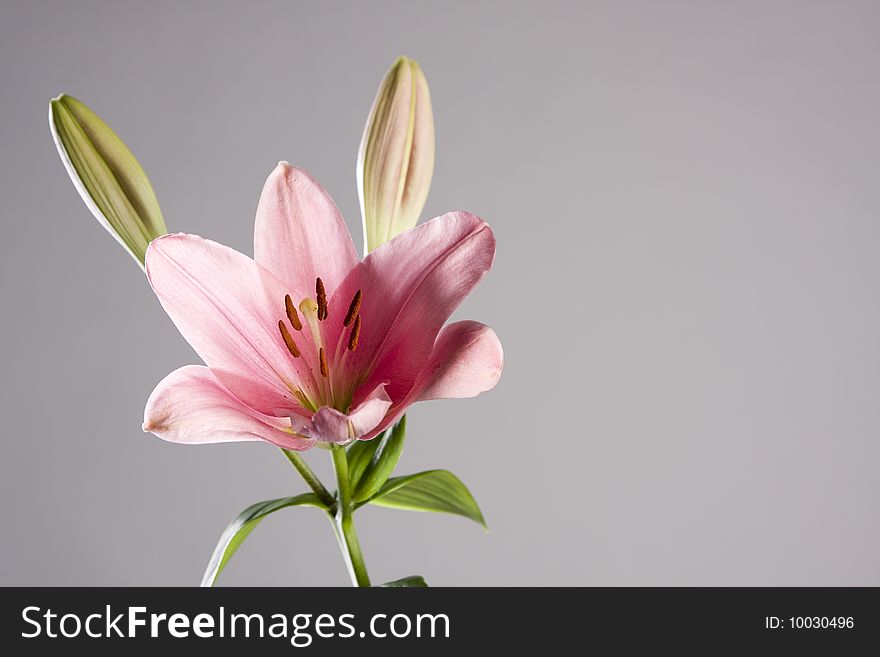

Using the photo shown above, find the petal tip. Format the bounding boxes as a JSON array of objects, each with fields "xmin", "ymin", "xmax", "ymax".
[
  {"xmin": 465, "ymin": 325, "xmax": 504, "ymax": 396},
  {"xmin": 142, "ymin": 400, "xmax": 170, "ymax": 434},
  {"xmin": 143, "ymin": 232, "xmax": 199, "ymax": 283},
  {"xmin": 266, "ymin": 161, "xmax": 318, "ymax": 189}
]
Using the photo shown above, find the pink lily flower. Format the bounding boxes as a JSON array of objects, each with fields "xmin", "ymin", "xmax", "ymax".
[{"xmin": 143, "ymin": 162, "xmax": 502, "ymax": 450}]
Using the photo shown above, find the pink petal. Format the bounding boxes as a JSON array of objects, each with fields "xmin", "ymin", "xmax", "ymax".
[
  {"xmin": 253, "ymin": 162, "xmax": 359, "ymax": 297},
  {"xmin": 143, "ymin": 365, "xmax": 316, "ymax": 450},
  {"xmin": 358, "ymin": 321, "xmax": 503, "ymax": 440},
  {"xmin": 416, "ymin": 320, "xmax": 504, "ymax": 401},
  {"xmin": 307, "ymin": 385, "xmax": 392, "ymax": 444},
  {"xmin": 326, "ymin": 211, "xmax": 496, "ymax": 403},
  {"xmin": 145, "ymin": 233, "xmax": 310, "ymax": 415}
]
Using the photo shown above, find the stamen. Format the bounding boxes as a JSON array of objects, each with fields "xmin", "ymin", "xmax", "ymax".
[
  {"xmin": 319, "ymin": 347, "xmax": 329, "ymax": 377},
  {"xmin": 343, "ymin": 289, "xmax": 362, "ymax": 327},
  {"xmin": 278, "ymin": 320, "xmax": 301, "ymax": 358},
  {"xmin": 284, "ymin": 294, "xmax": 302, "ymax": 331},
  {"xmin": 347, "ymin": 315, "xmax": 361, "ymax": 352},
  {"xmin": 316, "ymin": 277, "xmax": 328, "ymax": 321}
]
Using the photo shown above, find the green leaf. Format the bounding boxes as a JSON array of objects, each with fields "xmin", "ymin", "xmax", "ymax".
[
  {"xmin": 353, "ymin": 415, "xmax": 407, "ymax": 503},
  {"xmin": 364, "ymin": 469, "xmax": 486, "ymax": 529},
  {"xmin": 380, "ymin": 575, "xmax": 429, "ymax": 587},
  {"xmin": 201, "ymin": 493, "xmax": 326, "ymax": 587},
  {"xmin": 346, "ymin": 434, "xmax": 383, "ymax": 491}
]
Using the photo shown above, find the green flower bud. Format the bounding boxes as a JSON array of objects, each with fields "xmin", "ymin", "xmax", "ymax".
[
  {"xmin": 357, "ymin": 56, "xmax": 435, "ymax": 254},
  {"xmin": 49, "ymin": 94, "xmax": 166, "ymax": 268}
]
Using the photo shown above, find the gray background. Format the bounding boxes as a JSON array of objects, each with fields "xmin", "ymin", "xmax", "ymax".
[{"xmin": 1, "ymin": 0, "xmax": 878, "ymax": 586}]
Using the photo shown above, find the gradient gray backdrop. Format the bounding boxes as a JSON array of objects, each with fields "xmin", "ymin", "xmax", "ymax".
[{"xmin": 2, "ymin": 0, "xmax": 879, "ymax": 585}]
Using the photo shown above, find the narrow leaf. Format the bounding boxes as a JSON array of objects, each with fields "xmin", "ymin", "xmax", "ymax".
[
  {"xmin": 346, "ymin": 433, "xmax": 384, "ymax": 491},
  {"xmin": 364, "ymin": 469, "xmax": 486, "ymax": 528},
  {"xmin": 353, "ymin": 415, "xmax": 407, "ymax": 503},
  {"xmin": 381, "ymin": 575, "xmax": 429, "ymax": 588},
  {"xmin": 201, "ymin": 493, "xmax": 326, "ymax": 587}
]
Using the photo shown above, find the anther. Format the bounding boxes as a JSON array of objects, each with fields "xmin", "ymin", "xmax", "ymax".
[
  {"xmin": 343, "ymin": 289, "xmax": 362, "ymax": 327},
  {"xmin": 284, "ymin": 294, "xmax": 302, "ymax": 331},
  {"xmin": 319, "ymin": 347, "xmax": 329, "ymax": 377},
  {"xmin": 316, "ymin": 277, "xmax": 328, "ymax": 321},
  {"xmin": 278, "ymin": 320, "xmax": 301, "ymax": 358},
  {"xmin": 347, "ymin": 315, "xmax": 361, "ymax": 352}
]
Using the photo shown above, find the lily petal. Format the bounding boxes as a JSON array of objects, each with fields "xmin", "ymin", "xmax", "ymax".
[
  {"xmin": 143, "ymin": 365, "xmax": 315, "ymax": 450},
  {"xmin": 146, "ymin": 233, "xmax": 309, "ymax": 415},
  {"xmin": 328, "ymin": 211, "xmax": 496, "ymax": 403},
  {"xmin": 358, "ymin": 321, "xmax": 503, "ymax": 440},
  {"xmin": 416, "ymin": 320, "xmax": 504, "ymax": 401},
  {"xmin": 308, "ymin": 385, "xmax": 393, "ymax": 444},
  {"xmin": 254, "ymin": 162, "xmax": 358, "ymax": 296}
]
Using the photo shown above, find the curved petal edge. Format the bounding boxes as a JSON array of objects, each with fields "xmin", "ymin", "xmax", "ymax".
[{"xmin": 143, "ymin": 365, "xmax": 315, "ymax": 451}]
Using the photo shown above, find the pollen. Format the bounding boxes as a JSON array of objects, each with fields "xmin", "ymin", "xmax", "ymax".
[
  {"xmin": 316, "ymin": 277, "xmax": 328, "ymax": 321},
  {"xmin": 343, "ymin": 289, "xmax": 362, "ymax": 327},
  {"xmin": 278, "ymin": 320, "xmax": 301, "ymax": 358},
  {"xmin": 284, "ymin": 294, "xmax": 302, "ymax": 331},
  {"xmin": 347, "ymin": 315, "xmax": 361, "ymax": 352},
  {"xmin": 319, "ymin": 347, "xmax": 329, "ymax": 377}
]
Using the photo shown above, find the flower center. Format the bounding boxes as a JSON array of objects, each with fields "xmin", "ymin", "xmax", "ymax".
[{"xmin": 277, "ymin": 277, "xmax": 362, "ymax": 414}]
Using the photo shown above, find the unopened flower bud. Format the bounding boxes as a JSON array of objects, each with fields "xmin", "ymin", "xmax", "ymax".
[
  {"xmin": 357, "ymin": 57, "xmax": 434, "ymax": 253},
  {"xmin": 49, "ymin": 94, "xmax": 166, "ymax": 268}
]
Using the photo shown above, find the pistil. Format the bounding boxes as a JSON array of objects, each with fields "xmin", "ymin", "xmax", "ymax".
[{"xmin": 300, "ymin": 295, "xmax": 334, "ymax": 404}]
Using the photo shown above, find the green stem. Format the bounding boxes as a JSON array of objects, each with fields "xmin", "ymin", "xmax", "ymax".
[
  {"xmin": 330, "ymin": 445, "xmax": 371, "ymax": 587},
  {"xmin": 281, "ymin": 449, "xmax": 335, "ymax": 508}
]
